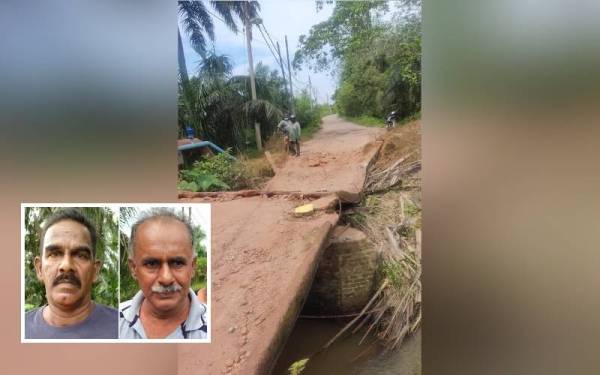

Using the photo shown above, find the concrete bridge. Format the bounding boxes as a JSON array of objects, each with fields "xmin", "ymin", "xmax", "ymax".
[{"xmin": 178, "ymin": 116, "xmax": 383, "ymax": 375}]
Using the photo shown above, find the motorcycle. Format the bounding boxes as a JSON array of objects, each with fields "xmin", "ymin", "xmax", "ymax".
[{"xmin": 385, "ymin": 111, "xmax": 398, "ymax": 131}]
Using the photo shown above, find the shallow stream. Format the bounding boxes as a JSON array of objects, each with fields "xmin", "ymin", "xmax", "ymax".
[{"xmin": 272, "ymin": 318, "xmax": 421, "ymax": 375}]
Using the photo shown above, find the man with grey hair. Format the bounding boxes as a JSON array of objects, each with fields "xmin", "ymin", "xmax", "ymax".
[{"xmin": 119, "ymin": 208, "xmax": 207, "ymax": 339}]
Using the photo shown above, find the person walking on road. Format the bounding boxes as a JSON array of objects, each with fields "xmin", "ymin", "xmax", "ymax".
[
  {"xmin": 277, "ymin": 116, "xmax": 290, "ymax": 134},
  {"xmin": 277, "ymin": 116, "xmax": 291, "ymax": 153},
  {"xmin": 287, "ymin": 115, "xmax": 301, "ymax": 157}
]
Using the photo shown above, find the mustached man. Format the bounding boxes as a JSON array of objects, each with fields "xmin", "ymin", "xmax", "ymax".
[
  {"xmin": 26, "ymin": 209, "xmax": 118, "ymax": 339},
  {"xmin": 119, "ymin": 209, "xmax": 207, "ymax": 339}
]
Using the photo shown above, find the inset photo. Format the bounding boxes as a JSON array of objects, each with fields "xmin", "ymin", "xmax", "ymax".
[
  {"xmin": 118, "ymin": 204, "xmax": 210, "ymax": 341},
  {"xmin": 22, "ymin": 205, "xmax": 119, "ymax": 341}
]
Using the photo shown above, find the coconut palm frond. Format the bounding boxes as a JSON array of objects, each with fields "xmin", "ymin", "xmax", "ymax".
[
  {"xmin": 210, "ymin": 1, "xmax": 239, "ymax": 34},
  {"xmin": 179, "ymin": 1, "xmax": 213, "ymax": 57}
]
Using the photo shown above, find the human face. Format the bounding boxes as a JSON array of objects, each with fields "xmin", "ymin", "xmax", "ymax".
[
  {"xmin": 129, "ymin": 219, "xmax": 196, "ymax": 316},
  {"xmin": 34, "ymin": 220, "xmax": 100, "ymax": 310}
]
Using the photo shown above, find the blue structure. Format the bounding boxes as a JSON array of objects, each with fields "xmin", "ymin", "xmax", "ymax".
[
  {"xmin": 185, "ymin": 126, "xmax": 195, "ymax": 139},
  {"xmin": 177, "ymin": 140, "xmax": 236, "ymax": 161}
]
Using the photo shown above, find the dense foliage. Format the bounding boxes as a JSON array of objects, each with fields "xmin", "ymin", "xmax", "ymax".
[
  {"xmin": 295, "ymin": 0, "xmax": 421, "ymax": 120},
  {"xmin": 294, "ymin": 89, "xmax": 322, "ymax": 131},
  {"xmin": 178, "ymin": 1, "xmax": 325, "ymax": 155},
  {"xmin": 24, "ymin": 207, "xmax": 119, "ymax": 310},
  {"xmin": 178, "ymin": 150, "xmax": 249, "ymax": 192},
  {"xmin": 178, "ymin": 1, "xmax": 260, "ymax": 82},
  {"xmin": 179, "ymin": 53, "xmax": 287, "ymax": 151}
]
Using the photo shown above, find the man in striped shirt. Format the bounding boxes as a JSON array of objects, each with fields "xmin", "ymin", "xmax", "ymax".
[{"xmin": 119, "ymin": 209, "xmax": 207, "ymax": 339}]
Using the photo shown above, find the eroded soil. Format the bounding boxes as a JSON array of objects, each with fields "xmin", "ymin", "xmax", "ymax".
[{"xmin": 178, "ymin": 115, "xmax": 384, "ymax": 375}]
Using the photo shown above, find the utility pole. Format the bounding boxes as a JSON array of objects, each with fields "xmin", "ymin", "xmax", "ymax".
[
  {"xmin": 245, "ymin": 15, "xmax": 262, "ymax": 150},
  {"xmin": 276, "ymin": 42, "xmax": 292, "ymax": 113},
  {"xmin": 285, "ymin": 35, "xmax": 295, "ymax": 114}
]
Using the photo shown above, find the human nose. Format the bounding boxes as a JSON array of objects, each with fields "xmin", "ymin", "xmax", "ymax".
[
  {"xmin": 158, "ymin": 263, "xmax": 174, "ymax": 285},
  {"xmin": 59, "ymin": 253, "xmax": 74, "ymax": 273}
]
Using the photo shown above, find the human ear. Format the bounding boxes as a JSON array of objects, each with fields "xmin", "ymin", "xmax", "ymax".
[
  {"xmin": 93, "ymin": 260, "xmax": 101, "ymax": 282},
  {"xmin": 128, "ymin": 258, "xmax": 137, "ymax": 280},
  {"xmin": 34, "ymin": 256, "xmax": 43, "ymax": 281}
]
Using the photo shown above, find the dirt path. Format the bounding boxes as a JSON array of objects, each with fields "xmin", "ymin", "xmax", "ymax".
[
  {"xmin": 266, "ymin": 115, "xmax": 384, "ymax": 194},
  {"xmin": 178, "ymin": 115, "xmax": 383, "ymax": 375}
]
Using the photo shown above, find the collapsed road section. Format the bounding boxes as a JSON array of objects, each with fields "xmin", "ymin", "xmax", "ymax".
[{"xmin": 178, "ymin": 115, "xmax": 384, "ymax": 375}]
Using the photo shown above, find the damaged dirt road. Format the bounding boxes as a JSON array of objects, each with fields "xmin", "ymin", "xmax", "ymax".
[
  {"xmin": 266, "ymin": 115, "xmax": 383, "ymax": 194},
  {"xmin": 178, "ymin": 115, "xmax": 384, "ymax": 375}
]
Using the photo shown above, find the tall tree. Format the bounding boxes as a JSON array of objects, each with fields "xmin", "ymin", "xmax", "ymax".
[
  {"xmin": 295, "ymin": 0, "xmax": 421, "ymax": 119},
  {"xmin": 178, "ymin": 1, "xmax": 260, "ymax": 83}
]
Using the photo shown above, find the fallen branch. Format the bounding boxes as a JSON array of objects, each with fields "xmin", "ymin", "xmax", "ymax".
[{"xmin": 321, "ymin": 279, "xmax": 389, "ymax": 350}]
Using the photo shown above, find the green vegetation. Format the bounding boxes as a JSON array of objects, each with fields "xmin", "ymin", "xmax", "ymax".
[
  {"xmin": 345, "ymin": 111, "xmax": 421, "ymax": 128},
  {"xmin": 24, "ymin": 207, "xmax": 119, "ymax": 310},
  {"xmin": 178, "ymin": 150, "xmax": 252, "ymax": 192},
  {"xmin": 288, "ymin": 358, "xmax": 309, "ymax": 375},
  {"xmin": 178, "ymin": 93, "xmax": 325, "ymax": 192},
  {"xmin": 295, "ymin": 0, "xmax": 421, "ymax": 121},
  {"xmin": 178, "ymin": 1, "xmax": 260, "ymax": 83},
  {"xmin": 178, "ymin": 54, "xmax": 327, "ymax": 154},
  {"xmin": 344, "ymin": 115, "xmax": 385, "ymax": 128},
  {"xmin": 177, "ymin": 0, "xmax": 328, "ymax": 181}
]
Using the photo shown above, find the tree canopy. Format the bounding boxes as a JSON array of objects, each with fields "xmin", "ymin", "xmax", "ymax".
[{"xmin": 295, "ymin": 0, "xmax": 421, "ymax": 120}]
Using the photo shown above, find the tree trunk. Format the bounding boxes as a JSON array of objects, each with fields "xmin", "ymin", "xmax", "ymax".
[{"xmin": 178, "ymin": 29, "xmax": 189, "ymax": 84}]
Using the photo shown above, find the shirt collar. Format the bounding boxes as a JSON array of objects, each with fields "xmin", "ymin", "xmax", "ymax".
[
  {"xmin": 121, "ymin": 289, "xmax": 206, "ymax": 332},
  {"xmin": 183, "ymin": 289, "xmax": 207, "ymax": 331},
  {"xmin": 121, "ymin": 290, "xmax": 144, "ymax": 323}
]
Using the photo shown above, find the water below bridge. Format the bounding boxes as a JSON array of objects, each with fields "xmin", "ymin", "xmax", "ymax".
[{"xmin": 273, "ymin": 319, "xmax": 421, "ymax": 375}]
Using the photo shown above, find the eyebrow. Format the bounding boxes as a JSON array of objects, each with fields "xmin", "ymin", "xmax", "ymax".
[
  {"xmin": 44, "ymin": 245, "xmax": 92, "ymax": 256},
  {"xmin": 140, "ymin": 256, "xmax": 188, "ymax": 263},
  {"xmin": 44, "ymin": 245, "xmax": 63, "ymax": 253},
  {"xmin": 72, "ymin": 247, "xmax": 92, "ymax": 256}
]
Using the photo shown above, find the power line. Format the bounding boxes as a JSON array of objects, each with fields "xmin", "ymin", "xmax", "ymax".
[
  {"xmin": 204, "ymin": 8, "xmax": 227, "ymax": 25},
  {"xmin": 259, "ymin": 23, "xmax": 281, "ymax": 57},
  {"xmin": 256, "ymin": 24, "xmax": 282, "ymax": 66}
]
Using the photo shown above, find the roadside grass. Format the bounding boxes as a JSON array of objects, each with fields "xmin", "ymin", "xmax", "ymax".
[
  {"xmin": 180, "ymin": 115, "xmax": 326, "ymax": 192},
  {"xmin": 337, "ymin": 118, "xmax": 422, "ymax": 351},
  {"xmin": 399, "ymin": 111, "xmax": 421, "ymax": 125},
  {"xmin": 344, "ymin": 112, "xmax": 421, "ymax": 128},
  {"xmin": 345, "ymin": 115, "xmax": 385, "ymax": 127},
  {"xmin": 301, "ymin": 121, "xmax": 322, "ymax": 141}
]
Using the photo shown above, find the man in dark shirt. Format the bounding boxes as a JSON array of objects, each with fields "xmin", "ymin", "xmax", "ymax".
[{"xmin": 25, "ymin": 209, "xmax": 118, "ymax": 339}]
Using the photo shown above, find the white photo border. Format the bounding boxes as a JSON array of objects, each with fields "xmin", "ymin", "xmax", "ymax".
[{"xmin": 21, "ymin": 203, "xmax": 211, "ymax": 344}]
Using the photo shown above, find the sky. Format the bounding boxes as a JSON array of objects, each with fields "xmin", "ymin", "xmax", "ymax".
[{"xmin": 179, "ymin": 0, "xmax": 336, "ymax": 104}]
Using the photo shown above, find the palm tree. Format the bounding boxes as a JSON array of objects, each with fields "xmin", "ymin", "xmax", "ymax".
[
  {"xmin": 177, "ymin": 1, "xmax": 260, "ymax": 83},
  {"xmin": 179, "ymin": 52, "xmax": 282, "ymax": 149}
]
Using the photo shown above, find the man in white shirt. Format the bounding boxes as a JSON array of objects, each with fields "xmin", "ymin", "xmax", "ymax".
[{"xmin": 119, "ymin": 209, "xmax": 207, "ymax": 339}]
